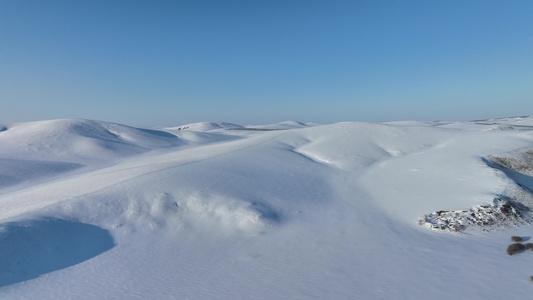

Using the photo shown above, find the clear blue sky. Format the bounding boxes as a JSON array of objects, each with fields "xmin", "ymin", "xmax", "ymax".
[{"xmin": 1, "ymin": 0, "xmax": 532, "ymax": 127}]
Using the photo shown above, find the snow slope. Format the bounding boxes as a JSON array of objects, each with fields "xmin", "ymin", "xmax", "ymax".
[
  {"xmin": 0, "ymin": 119, "xmax": 181, "ymax": 163},
  {"xmin": 1, "ymin": 117, "xmax": 533, "ymax": 299},
  {"xmin": 164, "ymin": 121, "xmax": 243, "ymax": 132}
]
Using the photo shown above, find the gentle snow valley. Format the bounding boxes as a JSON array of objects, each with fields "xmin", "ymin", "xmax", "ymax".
[{"xmin": 1, "ymin": 117, "xmax": 533, "ymax": 299}]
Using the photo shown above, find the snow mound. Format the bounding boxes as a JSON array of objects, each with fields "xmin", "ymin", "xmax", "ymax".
[
  {"xmin": 58, "ymin": 190, "xmax": 278, "ymax": 237},
  {"xmin": 168, "ymin": 192, "xmax": 275, "ymax": 234},
  {"xmin": 292, "ymin": 122, "xmax": 449, "ymax": 170},
  {"xmin": 166, "ymin": 122, "xmax": 243, "ymax": 132},
  {"xmin": 161, "ymin": 128, "xmax": 241, "ymax": 146},
  {"xmin": 0, "ymin": 217, "xmax": 114, "ymax": 287},
  {"xmin": 0, "ymin": 119, "xmax": 181, "ymax": 163}
]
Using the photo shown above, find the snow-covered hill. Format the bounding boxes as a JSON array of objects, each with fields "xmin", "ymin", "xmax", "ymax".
[
  {"xmin": 164, "ymin": 121, "xmax": 243, "ymax": 132},
  {"xmin": 1, "ymin": 117, "xmax": 533, "ymax": 299},
  {"xmin": 0, "ymin": 119, "xmax": 181, "ymax": 162}
]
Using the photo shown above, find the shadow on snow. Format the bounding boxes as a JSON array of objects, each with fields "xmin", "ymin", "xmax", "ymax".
[{"xmin": 0, "ymin": 217, "xmax": 114, "ymax": 287}]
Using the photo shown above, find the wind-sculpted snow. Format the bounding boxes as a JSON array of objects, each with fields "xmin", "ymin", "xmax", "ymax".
[
  {"xmin": 292, "ymin": 122, "xmax": 451, "ymax": 171},
  {"xmin": 59, "ymin": 191, "xmax": 279, "ymax": 236},
  {"xmin": 47, "ymin": 134, "xmax": 330, "ymax": 237}
]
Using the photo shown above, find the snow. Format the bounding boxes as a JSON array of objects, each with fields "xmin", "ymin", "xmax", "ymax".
[
  {"xmin": 0, "ymin": 119, "xmax": 181, "ymax": 164},
  {"xmin": 163, "ymin": 121, "xmax": 243, "ymax": 132},
  {"xmin": 1, "ymin": 117, "xmax": 533, "ymax": 299}
]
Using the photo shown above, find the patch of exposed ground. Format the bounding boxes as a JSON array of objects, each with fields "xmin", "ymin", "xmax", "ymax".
[
  {"xmin": 420, "ymin": 148, "xmax": 533, "ymax": 233},
  {"xmin": 419, "ymin": 197, "xmax": 530, "ymax": 232},
  {"xmin": 489, "ymin": 150, "xmax": 533, "ymax": 175}
]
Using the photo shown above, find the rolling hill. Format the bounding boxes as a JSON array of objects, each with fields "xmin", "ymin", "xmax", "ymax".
[{"xmin": 1, "ymin": 117, "xmax": 533, "ymax": 299}]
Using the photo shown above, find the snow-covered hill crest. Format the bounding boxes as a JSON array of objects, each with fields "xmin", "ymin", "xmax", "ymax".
[
  {"xmin": 0, "ymin": 119, "xmax": 181, "ymax": 163},
  {"xmin": 164, "ymin": 121, "xmax": 243, "ymax": 132}
]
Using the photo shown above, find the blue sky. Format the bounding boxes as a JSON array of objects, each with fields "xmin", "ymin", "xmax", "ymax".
[{"xmin": 1, "ymin": 0, "xmax": 532, "ymax": 126}]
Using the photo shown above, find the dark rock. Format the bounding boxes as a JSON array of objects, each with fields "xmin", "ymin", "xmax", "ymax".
[
  {"xmin": 512, "ymin": 236, "xmax": 524, "ymax": 242},
  {"xmin": 507, "ymin": 243, "xmax": 526, "ymax": 255}
]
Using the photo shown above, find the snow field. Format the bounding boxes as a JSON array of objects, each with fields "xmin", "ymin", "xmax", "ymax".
[{"xmin": 0, "ymin": 117, "xmax": 533, "ymax": 299}]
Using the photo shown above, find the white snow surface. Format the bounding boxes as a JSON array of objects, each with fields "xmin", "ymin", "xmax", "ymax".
[
  {"xmin": 163, "ymin": 121, "xmax": 244, "ymax": 132},
  {"xmin": 1, "ymin": 117, "xmax": 533, "ymax": 299}
]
